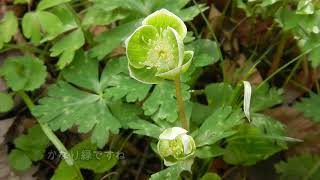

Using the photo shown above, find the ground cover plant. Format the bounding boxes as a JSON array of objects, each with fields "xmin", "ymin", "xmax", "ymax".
[{"xmin": 0, "ymin": 0, "xmax": 320, "ymax": 179}]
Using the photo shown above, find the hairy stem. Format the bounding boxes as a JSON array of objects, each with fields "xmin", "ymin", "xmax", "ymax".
[
  {"xmin": 17, "ymin": 91, "xmax": 75, "ymax": 166},
  {"xmin": 174, "ymin": 76, "xmax": 188, "ymax": 130}
]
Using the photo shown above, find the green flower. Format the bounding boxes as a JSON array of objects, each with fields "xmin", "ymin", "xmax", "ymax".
[
  {"xmin": 157, "ymin": 127, "xmax": 196, "ymax": 166},
  {"xmin": 125, "ymin": 9, "xmax": 194, "ymax": 84}
]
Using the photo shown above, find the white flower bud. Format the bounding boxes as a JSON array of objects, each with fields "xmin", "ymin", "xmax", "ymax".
[{"xmin": 157, "ymin": 127, "xmax": 196, "ymax": 166}]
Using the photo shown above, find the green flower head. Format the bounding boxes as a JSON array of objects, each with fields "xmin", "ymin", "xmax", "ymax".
[
  {"xmin": 157, "ymin": 127, "xmax": 196, "ymax": 166},
  {"xmin": 125, "ymin": 9, "xmax": 194, "ymax": 84}
]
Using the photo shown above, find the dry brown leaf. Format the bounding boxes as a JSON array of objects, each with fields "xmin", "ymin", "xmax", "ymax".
[
  {"xmin": 222, "ymin": 59, "xmax": 237, "ymax": 83},
  {"xmin": 283, "ymin": 83, "xmax": 306, "ymax": 104},
  {"xmin": 247, "ymin": 71, "xmax": 263, "ymax": 85},
  {"xmin": 233, "ymin": 38, "xmax": 240, "ymax": 53},
  {"xmin": 234, "ymin": 54, "xmax": 263, "ymax": 85},
  {"xmin": 0, "ymin": 118, "xmax": 38, "ymax": 180},
  {"xmin": 264, "ymin": 106, "xmax": 320, "ymax": 155},
  {"xmin": 234, "ymin": 17, "xmax": 273, "ymax": 47},
  {"xmin": 0, "ymin": 145, "xmax": 38, "ymax": 180},
  {"xmin": 0, "ymin": 78, "xmax": 7, "ymax": 92},
  {"xmin": 208, "ymin": 4, "xmax": 223, "ymax": 32},
  {"xmin": 90, "ymin": 25, "xmax": 108, "ymax": 37},
  {"xmin": 111, "ymin": 46, "xmax": 125, "ymax": 57},
  {"xmin": 0, "ymin": 118, "xmax": 14, "ymax": 144}
]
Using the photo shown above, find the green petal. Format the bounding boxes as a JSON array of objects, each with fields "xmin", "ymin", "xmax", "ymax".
[
  {"xmin": 169, "ymin": 27, "xmax": 184, "ymax": 67},
  {"xmin": 126, "ymin": 25, "xmax": 158, "ymax": 68},
  {"xmin": 128, "ymin": 63, "xmax": 162, "ymax": 84},
  {"xmin": 156, "ymin": 50, "xmax": 193, "ymax": 80},
  {"xmin": 179, "ymin": 50, "xmax": 193, "ymax": 74},
  {"xmin": 142, "ymin": 9, "xmax": 187, "ymax": 40}
]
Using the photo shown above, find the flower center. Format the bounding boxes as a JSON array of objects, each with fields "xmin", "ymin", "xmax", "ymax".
[
  {"xmin": 158, "ymin": 50, "xmax": 166, "ymax": 58},
  {"xmin": 169, "ymin": 138, "xmax": 184, "ymax": 157},
  {"xmin": 144, "ymin": 32, "xmax": 176, "ymax": 71}
]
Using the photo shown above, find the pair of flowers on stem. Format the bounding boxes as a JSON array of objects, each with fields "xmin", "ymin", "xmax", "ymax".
[{"xmin": 125, "ymin": 9, "xmax": 196, "ymax": 166}]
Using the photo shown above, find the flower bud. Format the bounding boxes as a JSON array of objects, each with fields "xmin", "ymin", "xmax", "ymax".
[
  {"xmin": 157, "ymin": 127, "xmax": 196, "ymax": 166},
  {"xmin": 125, "ymin": 9, "xmax": 194, "ymax": 84}
]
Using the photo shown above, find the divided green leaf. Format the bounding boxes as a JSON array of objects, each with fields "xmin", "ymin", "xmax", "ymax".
[
  {"xmin": 83, "ymin": 2, "xmax": 129, "ymax": 26},
  {"xmin": 22, "ymin": 11, "xmax": 63, "ymax": 44},
  {"xmin": 102, "ymin": 57, "xmax": 152, "ymax": 102},
  {"xmin": 89, "ymin": 20, "xmax": 139, "ymax": 60},
  {"xmin": 0, "ymin": 92, "xmax": 14, "ymax": 113},
  {"xmin": 110, "ymin": 102, "xmax": 166, "ymax": 139},
  {"xmin": 85, "ymin": 0, "xmax": 206, "ymax": 24},
  {"xmin": 188, "ymin": 39, "xmax": 220, "ymax": 66},
  {"xmin": 205, "ymin": 83, "xmax": 233, "ymax": 110},
  {"xmin": 195, "ymin": 145, "xmax": 224, "ymax": 159},
  {"xmin": 37, "ymin": 0, "xmax": 72, "ymax": 10},
  {"xmin": 223, "ymin": 114, "xmax": 288, "ymax": 165},
  {"xmin": 32, "ymin": 52, "xmax": 150, "ymax": 148},
  {"xmin": 0, "ymin": 56, "xmax": 47, "ymax": 91},
  {"xmin": 149, "ymin": 0, "xmax": 208, "ymax": 21},
  {"xmin": 150, "ymin": 159, "xmax": 193, "ymax": 180},
  {"xmin": 295, "ymin": 93, "xmax": 320, "ymax": 122},
  {"xmin": 0, "ymin": 11, "xmax": 18, "ymax": 49},
  {"xmin": 50, "ymin": 6, "xmax": 78, "ymax": 32},
  {"xmin": 251, "ymin": 84, "xmax": 283, "ymax": 112},
  {"xmin": 176, "ymin": 4, "xmax": 208, "ymax": 21},
  {"xmin": 190, "ymin": 102, "xmax": 214, "ymax": 126},
  {"xmin": 193, "ymin": 106, "xmax": 244, "ymax": 147},
  {"xmin": 302, "ymin": 33, "xmax": 320, "ymax": 67},
  {"xmin": 128, "ymin": 119, "xmax": 163, "ymax": 139},
  {"xmin": 143, "ymin": 81, "xmax": 190, "ymax": 123},
  {"xmin": 49, "ymin": 28, "xmax": 85, "ymax": 69},
  {"xmin": 182, "ymin": 39, "xmax": 220, "ymax": 82},
  {"xmin": 9, "ymin": 150, "xmax": 32, "ymax": 171},
  {"xmin": 275, "ymin": 154, "xmax": 320, "ymax": 180},
  {"xmin": 9, "ymin": 125, "xmax": 49, "ymax": 171},
  {"xmin": 109, "ymin": 102, "xmax": 144, "ymax": 128}
]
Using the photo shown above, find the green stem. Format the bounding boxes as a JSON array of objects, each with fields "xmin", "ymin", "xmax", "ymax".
[
  {"xmin": 289, "ymin": 79, "xmax": 312, "ymax": 93},
  {"xmin": 267, "ymin": 32, "xmax": 289, "ymax": 76},
  {"xmin": 17, "ymin": 91, "xmax": 75, "ymax": 166},
  {"xmin": 119, "ymin": 132, "xmax": 133, "ymax": 152},
  {"xmin": 174, "ymin": 77, "xmax": 188, "ymax": 130},
  {"xmin": 1, "ymin": 44, "xmax": 47, "ymax": 54},
  {"xmin": 283, "ymin": 55, "xmax": 304, "ymax": 87}
]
